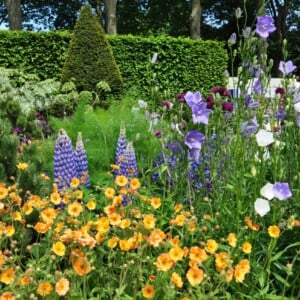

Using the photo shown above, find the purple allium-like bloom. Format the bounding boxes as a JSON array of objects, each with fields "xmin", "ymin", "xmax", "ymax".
[
  {"xmin": 275, "ymin": 87, "xmax": 285, "ymax": 95},
  {"xmin": 241, "ymin": 117, "xmax": 259, "ymax": 137},
  {"xmin": 75, "ymin": 132, "xmax": 90, "ymax": 188},
  {"xmin": 255, "ymin": 16, "xmax": 276, "ymax": 39},
  {"xmin": 253, "ymin": 79, "xmax": 262, "ymax": 94},
  {"xmin": 184, "ymin": 91, "xmax": 202, "ymax": 108},
  {"xmin": 191, "ymin": 102, "xmax": 212, "ymax": 124},
  {"xmin": 221, "ymin": 102, "xmax": 234, "ymax": 112},
  {"xmin": 273, "ymin": 182, "xmax": 292, "ymax": 200},
  {"xmin": 155, "ymin": 130, "xmax": 162, "ymax": 138},
  {"xmin": 162, "ymin": 100, "xmax": 173, "ymax": 109},
  {"xmin": 279, "ymin": 60, "xmax": 297, "ymax": 75},
  {"xmin": 184, "ymin": 130, "xmax": 205, "ymax": 150},
  {"xmin": 54, "ymin": 129, "xmax": 77, "ymax": 190},
  {"xmin": 176, "ymin": 93, "xmax": 186, "ymax": 102},
  {"xmin": 119, "ymin": 141, "xmax": 138, "ymax": 179},
  {"xmin": 13, "ymin": 127, "xmax": 21, "ymax": 134}
]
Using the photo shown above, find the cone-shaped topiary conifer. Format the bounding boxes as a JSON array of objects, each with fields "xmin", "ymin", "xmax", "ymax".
[{"xmin": 61, "ymin": 4, "xmax": 123, "ymax": 94}]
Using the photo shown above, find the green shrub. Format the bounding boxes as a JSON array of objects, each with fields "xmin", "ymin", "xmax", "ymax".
[{"xmin": 61, "ymin": 4, "xmax": 123, "ymax": 95}]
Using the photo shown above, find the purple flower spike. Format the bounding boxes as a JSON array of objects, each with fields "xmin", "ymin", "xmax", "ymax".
[
  {"xmin": 75, "ymin": 132, "xmax": 90, "ymax": 188},
  {"xmin": 184, "ymin": 130, "xmax": 205, "ymax": 150},
  {"xmin": 54, "ymin": 129, "xmax": 77, "ymax": 191},
  {"xmin": 119, "ymin": 141, "xmax": 138, "ymax": 179},
  {"xmin": 255, "ymin": 16, "xmax": 276, "ymax": 39},
  {"xmin": 279, "ymin": 60, "xmax": 297, "ymax": 75},
  {"xmin": 115, "ymin": 122, "xmax": 127, "ymax": 166},
  {"xmin": 184, "ymin": 91, "xmax": 202, "ymax": 108},
  {"xmin": 273, "ymin": 182, "xmax": 292, "ymax": 200}
]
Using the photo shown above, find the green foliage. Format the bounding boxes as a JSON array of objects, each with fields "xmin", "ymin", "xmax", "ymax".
[
  {"xmin": 60, "ymin": 4, "xmax": 123, "ymax": 95},
  {"xmin": 0, "ymin": 31, "xmax": 227, "ymax": 95}
]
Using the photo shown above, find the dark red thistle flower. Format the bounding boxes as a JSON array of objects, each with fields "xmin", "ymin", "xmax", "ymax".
[
  {"xmin": 176, "ymin": 93, "xmax": 186, "ymax": 102},
  {"xmin": 275, "ymin": 87, "xmax": 285, "ymax": 95},
  {"xmin": 221, "ymin": 102, "xmax": 234, "ymax": 112}
]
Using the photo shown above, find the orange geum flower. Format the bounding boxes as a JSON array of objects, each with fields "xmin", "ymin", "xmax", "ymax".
[
  {"xmin": 104, "ymin": 187, "xmax": 115, "ymax": 199},
  {"xmin": 115, "ymin": 175, "xmax": 128, "ymax": 187},
  {"xmin": 78, "ymin": 236, "xmax": 96, "ymax": 248},
  {"xmin": 5, "ymin": 225, "xmax": 15, "ymax": 237},
  {"xmin": 171, "ymin": 272, "xmax": 183, "ymax": 288},
  {"xmin": 143, "ymin": 214, "xmax": 156, "ymax": 230},
  {"xmin": 188, "ymin": 221, "xmax": 196, "ymax": 232},
  {"xmin": 172, "ymin": 214, "xmax": 186, "ymax": 226},
  {"xmin": 52, "ymin": 241, "xmax": 66, "ymax": 256},
  {"xmin": 119, "ymin": 239, "xmax": 131, "ymax": 252},
  {"xmin": 12, "ymin": 211, "xmax": 22, "ymax": 221},
  {"xmin": 55, "ymin": 222, "xmax": 64, "ymax": 233},
  {"xmin": 109, "ymin": 212, "xmax": 122, "ymax": 226},
  {"xmin": 186, "ymin": 267, "xmax": 204, "ymax": 286},
  {"xmin": 70, "ymin": 177, "xmax": 80, "ymax": 188},
  {"xmin": 9, "ymin": 192, "xmax": 21, "ymax": 205},
  {"xmin": 189, "ymin": 246, "xmax": 208, "ymax": 264},
  {"xmin": 86, "ymin": 199, "xmax": 96, "ymax": 210},
  {"xmin": 268, "ymin": 225, "xmax": 280, "ymax": 238},
  {"xmin": 215, "ymin": 252, "xmax": 231, "ymax": 272},
  {"xmin": 174, "ymin": 203, "xmax": 182, "ymax": 213},
  {"xmin": 233, "ymin": 259, "xmax": 251, "ymax": 283},
  {"xmin": 225, "ymin": 267, "xmax": 234, "ymax": 282},
  {"xmin": 95, "ymin": 232, "xmax": 105, "ymax": 243},
  {"xmin": 154, "ymin": 253, "xmax": 174, "ymax": 271},
  {"xmin": 21, "ymin": 202, "xmax": 33, "ymax": 215},
  {"xmin": 50, "ymin": 192, "xmax": 61, "ymax": 205},
  {"xmin": 150, "ymin": 197, "xmax": 161, "ymax": 209},
  {"xmin": 0, "ymin": 187, "xmax": 8, "ymax": 200},
  {"xmin": 120, "ymin": 218, "xmax": 131, "ymax": 229},
  {"xmin": 0, "ymin": 291, "xmax": 15, "ymax": 300},
  {"xmin": 73, "ymin": 257, "xmax": 92, "ymax": 276},
  {"xmin": 227, "ymin": 233, "xmax": 237, "ymax": 248},
  {"xmin": 0, "ymin": 251, "xmax": 7, "ymax": 266},
  {"xmin": 242, "ymin": 241, "xmax": 252, "ymax": 254},
  {"xmin": 37, "ymin": 282, "xmax": 53, "ymax": 296},
  {"xmin": 73, "ymin": 190, "xmax": 83, "ymax": 199},
  {"xmin": 17, "ymin": 162, "xmax": 28, "ymax": 170},
  {"xmin": 55, "ymin": 278, "xmax": 70, "ymax": 296},
  {"xmin": 205, "ymin": 239, "xmax": 218, "ymax": 254},
  {"xmin": 94, "ymin": 216, "xmax": 110, "ymax": 233},
  {"xmin": 34, "ymin": 222, "xmax": 51, "ymax": 234},
  {"xmin": 18, "ymin": 275, "xmax": 32, "ymax": 286},
  {"xmin": 169, "ymin": 246, "xmax": 184, "ymax": 262},
  {"xmin": 107, "ymin": 236, "xmax": 119, "ymax": 249},
  {"xmin": 0, "ymin": 267, "xmax": 15, "ymax": 285},
  {"xmin": 104, "ymin": 204, "xmax": 116, "ymax": 215},
  {"xmin": 142, "ymin": 284, "xmax": 155, "ymax": 299},
  {"xmin": 130, "ymin": 178, "xmax": 141, "ymax": 190},
  {"xmin": 41, "ymin": 208, "xmax": 57, "ymax": 224},
  {"xmin": 148, "ymin": 229, "xmax": 166, "ymax": 248},
  {"xmin": 67, "ymin": 201, "xmax": 83, "ymax": 217},
  {"xmin": 112, "ymin": 195, "xmax": 123, "ymax": 206}
]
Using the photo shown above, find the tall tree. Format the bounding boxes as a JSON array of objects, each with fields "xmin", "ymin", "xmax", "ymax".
[
  {"xmin": 4, "ymin": 0, "xmax": 22, "ymax": 30},
  {"xmin": 103, "ymin": 0, "xmax": 117, "ymax": 34},
  {"xmin": 190, "ymin": 0, "xmax": 202, "ymax": 39}
]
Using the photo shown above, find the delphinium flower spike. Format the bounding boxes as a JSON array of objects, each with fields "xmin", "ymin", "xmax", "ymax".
[
  {"xmin": 54, "ymin": 129, "xmax": 77, "ymax": 191},
  {"xmin": 75, "ymin": 132, "xmax": 90, "ymax": 188}
]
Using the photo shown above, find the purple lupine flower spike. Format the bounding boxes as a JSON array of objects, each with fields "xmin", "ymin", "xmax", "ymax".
[
  {"xmin": 120, "ymin": 141, "xmax": 138, "ymax": 179},
  {"xmin": 54, "ymin": 129, "xmax": 77, "ymax": 191},
  {"xmin": 75, "ymin": 132, "xmax": 90, "ymax": 188},
  {"xmin": 115, "ymin": 122, "xmax": 127, "ymax": 175}
]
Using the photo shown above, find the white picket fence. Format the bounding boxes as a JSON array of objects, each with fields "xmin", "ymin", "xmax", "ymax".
[{"xmin": 227, "ymin": 77, "xmax": 300, "ymax": 98}]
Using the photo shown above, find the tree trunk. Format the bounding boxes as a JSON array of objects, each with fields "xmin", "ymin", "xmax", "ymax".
[
  {"xmin": 190, "ymin": 0, "xmax": 202, "ymax": 40},
  {"xmin": 103, "ymin": 0, "xmax": 117, "ymax": 35},
  {"xmin": 5, "ymin": 0, "xmax": 22, "ymax": 30}
]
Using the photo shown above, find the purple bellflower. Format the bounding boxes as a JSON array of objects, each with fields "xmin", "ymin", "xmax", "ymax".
[
  {"xmin": 184, "ymin": 91, "xmax": 202, "ymax": 108},
  {"xmin": 241, "ymin": 117, "xmax": 259, "ymax": 137},
  {"xmin": 184, "ymin": 130, "xmax": 205, "ymax": 150},
  {"xmin": 273, "ymin": 182, "xmax": 292, "ymax": 200},
  {"xmin": 255, "ymin": 16, "xmax": 276, "ymax": 39},
  {"xmin": 279, "ymin": 60, "xmax": 297, "ymax": 75}
]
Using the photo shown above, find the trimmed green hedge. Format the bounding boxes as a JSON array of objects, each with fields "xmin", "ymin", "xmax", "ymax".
[{"xmin": 0, "ymin": 30, "xmax": 228, "ymax": 94}]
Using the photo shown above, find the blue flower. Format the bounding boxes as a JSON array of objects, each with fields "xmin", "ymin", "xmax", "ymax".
[
  {"xmin": 255, "ymin": 16, "xmax": 276, "ymax": 39},
  {"xmin": 279, "ymin": 60, "xmax": 297, "ymax": 75},
  {"xmin": 184, "ymin": 130, "xmax": 205, "ymax": 150}
]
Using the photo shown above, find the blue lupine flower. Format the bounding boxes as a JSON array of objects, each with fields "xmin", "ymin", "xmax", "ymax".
[
  {"xmin": 115, "ymin": 123, "xmax": 127, "ymax": 175},
  {"xmin": 75, "ymin": 132, "xmax": 90, "ymax": 188},
  {"xmin": 54, "ymin": 129, "xmax": 77, "ymax": 191},
  {"xmin": 119, "ymin": 141, "xmax": 138, "ymax": 179}
]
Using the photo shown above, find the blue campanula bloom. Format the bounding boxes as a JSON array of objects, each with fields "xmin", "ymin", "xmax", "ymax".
[
  {"xmin": 184, "ymin": 130, "xmax": 205, "ymax": 150},
  {"xmin": 255, "ymin": 16, "xmax": 276, "ymax": 39},
  {"xmin": 279, "ymin": 60, "xmax": 297, "ymax": 75},
  {"xmin": 241, "ymin": 117, "xmax": 259, "ymax": 137},
  {"xmin": 191, "ymin": 102, "xmax": 212, "ymax": 124}
]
